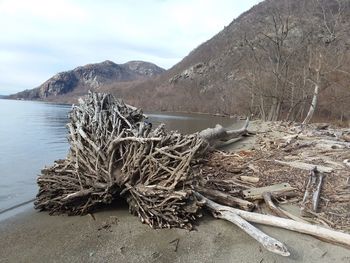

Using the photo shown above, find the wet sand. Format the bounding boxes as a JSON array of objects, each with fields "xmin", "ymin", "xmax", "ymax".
[{"xmin": 1, "ymin": 205, "xmax": 349, "ymax": 263}]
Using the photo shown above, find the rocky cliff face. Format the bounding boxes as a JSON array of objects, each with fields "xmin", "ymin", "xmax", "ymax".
[
  {"xmin": 124, "ymin": 61, "xmax": 165, "ymax": 77},
  {"xmin": 39, "ymin": 71, "xmax": 78, "ymax": 98},
  {"xmin": 9, "ymin": 60, "xmax": 165, "ymax": 101}
]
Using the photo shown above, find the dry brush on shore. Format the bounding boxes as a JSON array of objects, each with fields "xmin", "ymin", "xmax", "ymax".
[{"xmin": 35, "ymin": 92, "xmax": 350, "ymax": 257}]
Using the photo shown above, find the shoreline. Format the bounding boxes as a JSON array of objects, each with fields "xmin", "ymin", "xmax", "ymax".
[
  {"xmin": 1, "ymin": 98, "xmax": 242, "ymax": 118},
  {"xmin": 1, "ymin": 118, "xmax": 349, "ymax": 262},
  {"xmin": 1, "ymin": 133, "xmax": 349, "ymax": 262},
  {"xmin": 1, "ymin": 205, "xmax": 350, "ymax": 262},
  {"xmin": 0, "ymin": 199, "xmax": 35, "ymax": 215}
]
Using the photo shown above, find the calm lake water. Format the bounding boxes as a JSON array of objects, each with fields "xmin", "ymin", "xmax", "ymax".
[{"xmin": 0, "ymin": 99, "xmax": 234, "ymax": 218}]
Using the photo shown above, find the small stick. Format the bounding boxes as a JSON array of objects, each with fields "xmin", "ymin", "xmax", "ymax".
[
  {"xmin": 240, "ymin": 176, "xmax": 259, "ymax": 183},
  {"xmin": 301, "ymin": 167, "xmax": 315, "ymax": 216},
  {"xmin": 263, "ymin": 192, "xmax": 308, "ymax": 223},
  {"xmin": 312, "ymin": 172, "xmax": 324, "ymax": 212},
  {"xmin": 263, "ymin": 192, "xmax": 288, "ymax": 218},
  {"xmin": 169, "ymin": 238, "xmax": 180, "ymax": 252}
]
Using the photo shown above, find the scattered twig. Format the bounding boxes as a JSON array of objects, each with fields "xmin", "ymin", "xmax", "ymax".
[{"xmin": 169, "ymin": 238, "xmax": 180, "ymax": 252}]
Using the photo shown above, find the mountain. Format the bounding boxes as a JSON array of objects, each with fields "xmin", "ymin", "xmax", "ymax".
[
  {"xmin": 8, "ymin": 0, "xmax": 350, "ymax": 122},
  {"xmin": 107, "ymin": 0, "xmax": 350, "ymax": 121},
  {"xmin": 8, "ymin": 60, "xmax": 165, "ymax": 103}
]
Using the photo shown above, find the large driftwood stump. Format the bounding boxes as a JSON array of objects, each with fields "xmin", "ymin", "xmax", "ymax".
[
  {"xmin": 35, "ymin": 92, "xmax": 350, "ymax": 256},
  {"xmin": 36, "ymin": 92, "xmax": 209, "ymax": 229}
]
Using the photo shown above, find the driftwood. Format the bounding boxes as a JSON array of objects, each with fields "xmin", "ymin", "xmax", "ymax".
[
  {"xmin": 275, "ymin": 160, "xmax": 333, "ymax": 173},
  {"xmin": 35, "ymin": 92, "xmax": 208, "ymax": 229},
  {"xmin": 199, "ymin": 118, "xmax": 250, "ymax": 147},
  {"xmin": 240, "ymin": 176, "xmax": 259, "ymax": 183},
  {"xmin": 343, "ymin": 159, "xmax": 350, "ymax": 168},
  {"xmin": 197, "ymin": 188, "xmax": 255, "ymax": 211},
  {"xmin": 196, "ymin": 193, "xmax": 350, "ymax": 249},
  {"xmin": 35, "ymin": 92, "xmax": 249, "ymax": 229},
  {"xmin": 263, "ymin": 192, "xmax": 308, "ymax": 223},
  {"xmin": 263, "ymin": 192, "xmax": 289, "ymax": 218},
  {"xmin": 301, "ymin": 167, "xmax": 324, "ymax": 215},
  {"xmin": 317, "ymin": 139, "xmax": 350, "ymax": 149},
  {"xmin": 242, "ymin": 183, "xmax": 295, "ymax": 200},
  {"xmin": 312, "ymin": 172, "xmax": 324, "ymax": 212},
  {"xmin": 34, "ymin": 92, "xmax": 349, "ymax": 256},
  {"xmin": 196, "ymin": 193, "xmax": 290, "ymax": 256}
]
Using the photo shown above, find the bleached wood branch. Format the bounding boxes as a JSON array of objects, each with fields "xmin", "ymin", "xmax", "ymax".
[
  {"xmin": 195, "ymin": 192, "xmax": 290, "ymax": 256},
  {"xmin": 275, "ymin": 160, "xmax": 333, "ymax": 173},
  {"xmin": 195, "ymin": 192, "xmax": 350, "ymax": 248}
]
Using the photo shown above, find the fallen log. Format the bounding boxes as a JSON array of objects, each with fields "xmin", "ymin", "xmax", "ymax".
[
  {"xmin": 195, "ymin": 193, "xmax": 350, "ymax": 248},
  {"xmin": 199, "ymin": 118, "xmax": 250, "ymax": 147},
  {"xmin": 36, "ymin": 92, "xmax": 257, "ymax": 229},
  {"xmin": 197, "ymin": 188, "xmax": 255, "ymax": 211},
  {"xmin": 275, "ymin": 160, "xmax": 333, "ymax": 173},
  {"xmin": 195, "ymin": 193, "xmax": 290, "ymax": 256},
  {"xmin": 317, "ymin": 139, "xmax": 350, "ymax": 148}
]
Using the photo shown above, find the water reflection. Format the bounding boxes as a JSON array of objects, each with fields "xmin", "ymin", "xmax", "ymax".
[
  {"xmin": 147, "ymin": 112, "xmax": 235, "ymax": 134},
  {"xmin": 0, "ymin": 100, "xmax": 70, "ymax": 212}
]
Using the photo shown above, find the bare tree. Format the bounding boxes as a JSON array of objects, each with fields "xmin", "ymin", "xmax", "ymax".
[{"xmin": 241, "ymin": 0, "xmax": 349, "ymax": 123}]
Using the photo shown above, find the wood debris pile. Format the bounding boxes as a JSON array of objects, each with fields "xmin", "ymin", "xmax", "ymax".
[
  {"xmin": 257, "ymin": 122, "xmax": 350, "ymax": 231},
  {"xmin": 35, "ymin": 92, "xmax": 350, "ymax": 256},
  {"xmin": 201, "ymin": 121, "xmax": 350, "ymax": 232},
  {"xmin": 35, "ymin": 92, "xmax": 209, "ymax": 229}
]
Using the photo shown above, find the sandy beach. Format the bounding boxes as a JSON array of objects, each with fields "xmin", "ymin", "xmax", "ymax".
[
  {"xmin": 1, "ymin": 122, "xmax": 349, "ymax": 262},
  {"xmin": 1, "ymin": 204, "xmax": 349, "ymax": 263},
  {"xmin": 2, "ymin": 0, "xmax": 350, "ymax": 260}
]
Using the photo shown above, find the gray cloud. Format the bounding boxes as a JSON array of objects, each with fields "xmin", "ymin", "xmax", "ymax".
[{"xmin": 0, "ymin": 0, "xmax": 262, "ymax": 94}]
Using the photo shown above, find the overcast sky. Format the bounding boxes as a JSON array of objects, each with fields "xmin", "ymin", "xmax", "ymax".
[{"xmin": 0, "ymin": 0, "xmax": 262, "ymax": 94}]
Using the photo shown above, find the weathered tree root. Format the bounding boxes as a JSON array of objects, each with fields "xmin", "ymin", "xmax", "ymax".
[
  {"xmin": 35, "ymin": 92, "xmax": 208, "ymax": 229},
  {"xmin": 36, "ymin": 92, "xmax": 144, "ymax": 215}
]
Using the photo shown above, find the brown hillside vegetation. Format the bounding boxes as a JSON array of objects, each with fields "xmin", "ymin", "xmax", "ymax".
[{"xmin": 105, "ymin": 0, "xmax": 350, "ymax": 122}]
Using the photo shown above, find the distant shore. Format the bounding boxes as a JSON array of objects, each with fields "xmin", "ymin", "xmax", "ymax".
[{"xmin": 2, "ymin": 96, "xmax": 247, "ymax": 119}]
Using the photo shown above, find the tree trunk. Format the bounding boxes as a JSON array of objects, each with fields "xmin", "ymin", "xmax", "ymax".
[
  {"xmin": 303, "ymin": 53, "xmax": 322, "ymax": 125},
  {"xmin": 302, "ymin": 84, "xmax": 319, "ymax": 125},
  {"xmin": 259, "ymin": 94, "xmax": 266, "ymax": 120},
  {"xmin": 267, "ymin": 98, "xmax": 277, "ymax": 121}
]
